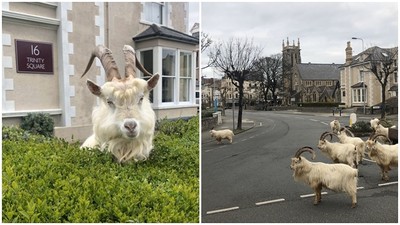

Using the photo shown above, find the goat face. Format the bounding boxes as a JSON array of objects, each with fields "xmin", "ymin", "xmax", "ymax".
[
  {"xmin": 81, "ymin": 45, "xmax": 159, "ymax": 163},
  {"xmin": 87, "ymin": 76, "xmax": 157, "ymax": 140},
  {"xmin": 317, "ymin": 140, "xmax": 327, "ymax": 151},
  {"xmin": 290, "ymin": 157, "xmax": 301, "ymax": 170}
]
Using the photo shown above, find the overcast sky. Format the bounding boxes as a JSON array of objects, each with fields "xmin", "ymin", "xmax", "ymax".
[{"xmin": 201, "ymin": 2, "xmax": 398, "ymax": 78}]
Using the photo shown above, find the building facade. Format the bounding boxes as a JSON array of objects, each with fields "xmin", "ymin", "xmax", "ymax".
[
  {"xmin": 2, "ymin": 2, "xmax": 198, "ymax": 141},
  {"xmin": 282, "ymin": 38, "xmax": 341, "ymax": 105},
  {"xmin": 340, "ymin": 41, "xmax": 398, "ymax": 108}
]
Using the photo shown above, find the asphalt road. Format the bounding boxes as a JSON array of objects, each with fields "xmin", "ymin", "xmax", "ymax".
[{"xmin": 201, "ymin": 110, "xmax": 398, "ymax": 223}]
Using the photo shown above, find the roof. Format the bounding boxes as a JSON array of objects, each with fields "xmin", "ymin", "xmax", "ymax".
[
  {"xmin": 351, "ymin": 82, "xmax": 367, "ymax": 88},
  {"xmin": 348, "ymin": 46, "xmax": 398, "ymax": 66},
  {"xmin": 296, "ymin": 63, "xmax": 342, "ymax": 80},
  {"xmin": 133, "ymin": 24, "xmax": 199, "ymax": 45}
]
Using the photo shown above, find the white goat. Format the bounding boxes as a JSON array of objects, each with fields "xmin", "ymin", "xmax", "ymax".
[
  {"xmin": 370, "ymin": 118, "xmax": 398, "ymax": 144},
  {"xmin": 290, "ymin": 147, "xmax": 358, "ymax": 208},
  {"xmin": 330, "ymin": 119, "xmax": 341, "ymax": 134},
  {"xmin": 210, "ymin": 129, "xmax": 234, "ymax": 144},
  {"xmin": 365, "ymin": 134, "xmax": 398, "ymax": 181},
  {"xmin": 337, "ymin": 128, "xmax": 366, "ymax": 163},
  {"xmin": 80, "ymin": 45, "xmax": 159, "ymax": 164},
  {"xmin": 317, "ymin": 132, "xmax": 358, "ymax": 168}
]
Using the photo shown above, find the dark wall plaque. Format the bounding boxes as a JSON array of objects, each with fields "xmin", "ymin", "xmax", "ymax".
[{"xmin": 15, "ymin": 40, "xmax": 54, "ymax": 74}]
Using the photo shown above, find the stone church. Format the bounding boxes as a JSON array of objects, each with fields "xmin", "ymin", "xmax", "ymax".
[{"xmin": 282, "ymin": 38, "xmax": 341, "ymax": 105}]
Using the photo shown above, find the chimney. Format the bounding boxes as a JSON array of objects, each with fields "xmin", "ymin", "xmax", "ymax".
[{"xmin": 345, "ymin": 41, "xmax": 352, "ymax": 65}]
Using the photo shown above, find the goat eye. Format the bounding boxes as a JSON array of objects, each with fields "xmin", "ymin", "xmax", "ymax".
[
  {"xmin": 138, "ymin": 96, "xmax": 144, "ymax": 104},
  {"xmin": 106, "ymin": 99, "xmax": 114, "ymax": 107}
]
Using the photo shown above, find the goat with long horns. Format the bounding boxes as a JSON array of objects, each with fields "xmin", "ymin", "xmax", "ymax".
[{"xmin": 80, "ymin": 45, "xmax": 159, "ymax": 164}]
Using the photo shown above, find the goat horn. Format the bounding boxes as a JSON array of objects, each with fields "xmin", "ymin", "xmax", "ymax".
[
  {"xmin": 123, "ymin": 45, "xmax": 136, "ymax": 78},
  {"xmin": 320, "ymin": 131, "xmax": 335, "ymax": 141},
  {"xmin": 344, "ymin": 128, "xmax": 355, "ymax": 137},
  {"xmin": 123, "ymin": 45, "xmax": 154, "ymax": 79},
  {"xmin": 371, "ymin": 133, "xmax": 392, "ymax": 144},
  {"xmin": 295, "ymin": 146, "xmax": 316, "ymax": 160},
  {"xmin": 81, "ymin": 45, "xmax": 121, "ymax": 81}
]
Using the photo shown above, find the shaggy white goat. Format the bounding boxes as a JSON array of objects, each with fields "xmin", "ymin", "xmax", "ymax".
[
  {"xmin": 317, "ymin": 132, "xmax": 358, "ymax": 168},
  {"xmin": 365, "ymin": 134, "xmax": 398, "ymax": 181},
  {"xmin": 330, "ymin": 119, "xmax": 341, "ymax": 134},
  {"xmin": 210, "ymin": 129, "xmax": 234, "ymax": 144},
  {"xmin": 80, "ymin": 45, "xmax": 159, "ymax": 164},
  {"xmin": 290, "ymin": 147, "xmax": 358, "ymax": 208},
  {"xmin": 370, "ymin": 118, "xmax": 398, "ymax": 144},
  {"xmin": 337, "ymin": 128, "xmax": 366, "ymax": 163}
]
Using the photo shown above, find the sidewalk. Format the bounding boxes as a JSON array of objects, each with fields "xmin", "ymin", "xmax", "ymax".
[
  {"xmin": 201, "ymin": 109, "xmax": 398, "ymax": 144},
  {"xmin": 201, "ymin": 112, "xmax": 255, "ymax": 144}
]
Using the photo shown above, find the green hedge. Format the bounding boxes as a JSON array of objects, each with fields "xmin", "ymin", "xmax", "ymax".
[{"xmin": 2, "ymin": 117, "xmax": 199, "ymax": 223}]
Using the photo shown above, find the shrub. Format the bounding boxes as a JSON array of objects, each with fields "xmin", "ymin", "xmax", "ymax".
[
  {"xmin": 2, "ymin": 117, "xmax": 199, "ymax": 223},
  {"xmin": 20, "ymin": 113, "xmax": 54, "ymax": 137},
  {"xmin": 349, "ymin": 121, "xmax": 373, "ymax": 133}
]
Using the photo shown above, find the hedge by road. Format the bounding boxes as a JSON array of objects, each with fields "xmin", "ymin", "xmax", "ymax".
[{"xmin": 2, "ymin": 117, "xmax": 199, "ymax": 223}]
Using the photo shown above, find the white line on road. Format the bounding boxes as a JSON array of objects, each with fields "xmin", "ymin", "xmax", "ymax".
[
  {"xmin": 300, "ymin": 192, "xmax": 328, "ymax": 198},
  {"xmin": 321, "ymin": 122, "xmax": 329, "ymax": 125},
  {"xmin": 357, "ymin": 186, "xmax": 365, "ymax": 190},
  {"xmin": 363, "ymin": 158, "xmax": 376, "ymax": 163},
  {"xmin": 378, "ymin": 181, "xmax": 398, "ymax": 187},
  {"xmin": 206, "ymin": 206, "xmax": 239, "ymax": 215},
  {"xmin": 255, "ymin": 198, "xmax": 285, "ymax": 206},
  {"xmin": 309, "ymin": 119, "xmax": 319, "ymax": 122}
]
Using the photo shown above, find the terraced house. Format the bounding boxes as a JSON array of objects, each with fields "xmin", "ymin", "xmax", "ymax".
[{"xmin": 2, "ymin": 2, "xmax": 199, "ymax": 141}]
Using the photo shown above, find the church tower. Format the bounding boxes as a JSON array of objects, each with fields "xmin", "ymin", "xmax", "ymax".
[{"xmin": 282, "ymin": 37, "xmax": 301, "ymax": 105}]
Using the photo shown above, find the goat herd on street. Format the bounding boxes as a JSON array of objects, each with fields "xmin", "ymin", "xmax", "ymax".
[{"xmin": 210, "ymin": 117, "xmax": 398, "ymax": 208}]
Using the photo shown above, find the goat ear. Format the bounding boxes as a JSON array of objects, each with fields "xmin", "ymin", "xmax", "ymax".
[
  {"xmin": 147, "ymin": 73, "xmax": 159, "ymax": 91},
  {"xmin": 87, "ymin": 79, "xmax": 102, "ymax": 96}
]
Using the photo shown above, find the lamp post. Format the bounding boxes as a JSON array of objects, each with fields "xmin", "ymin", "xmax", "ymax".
[
  {"xmin": 351, "ymin": 37, "xmax": 364, "ymax": 52},
  {"xmin": 352, "ymin": 37, "xmax": 366, "ymax": 114}
]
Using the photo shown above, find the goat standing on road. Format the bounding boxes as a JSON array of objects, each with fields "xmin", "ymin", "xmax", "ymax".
[{"xmin": 290, "ymin": 146, "xmax": 358, "ymax": 208}]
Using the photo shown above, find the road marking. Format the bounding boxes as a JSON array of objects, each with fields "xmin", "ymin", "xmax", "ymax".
[
  {"xmin": 206, "ymin": 206, "xmax": 239, "ymax": 215},
  {"xmin": 255, "ymin": 198, "xmax": 285, "ymax": 206},
  {"xmin": 357, "ymin": 186, "xmax": 364, "ymax": 190},
  {"xmin": 300, "ymin": 192, "xmax": 328, "ymax": 198},
  {"xmin": 321, "ymin": 122, "xmax": 329, "ymax": 125},
  {"xmin": 363, "ymin": 158, "xmax": 376, "ymax": 163},
  {"xmin": 378, "ymin": 181, "xmax": 398, "ymax": 187},
  {"xmin": 309, "ymin": 119, "xmax": 319, "ymax": 122}
]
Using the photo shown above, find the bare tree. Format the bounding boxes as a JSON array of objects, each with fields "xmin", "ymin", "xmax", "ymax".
[
  {"xmin": 201, "ymin": 33, "xmax": 215, "ymax": 70},
  {"xmin": 254, "ymin": 54, "xmax": 283, "ymax": 109},
  {"xmin": 208, "ymin": 37, "xmax": 263, "ymax": 130},
  {"xmin": 364, "ymin": 47, "xmax": 398, "ymax": 119}
]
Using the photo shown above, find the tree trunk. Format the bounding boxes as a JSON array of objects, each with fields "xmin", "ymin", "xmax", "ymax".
[
  {"xmin": 380, "ymin": 84, "xmax": 386, "ymax": 119},
  {"xmin": 237, "ymin": 81, "xmax": 244, "ymax": 130}
]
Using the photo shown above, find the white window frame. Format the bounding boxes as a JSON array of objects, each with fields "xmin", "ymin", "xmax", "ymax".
[
  {"xmin": 140, "ymin": 2, "xmax": 168, "ymax": 26},
  {"xmin": 179, "ymin": 50, "xmax": 193, "ymax": 103},
  {"xmin": 352, "ymin": 88, "xmax": 367, "ymax": 103}
]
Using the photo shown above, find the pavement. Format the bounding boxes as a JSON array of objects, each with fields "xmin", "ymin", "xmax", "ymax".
[{"xmin": 202, "ymin": 109, "xmax": 398, "ymax": 144}]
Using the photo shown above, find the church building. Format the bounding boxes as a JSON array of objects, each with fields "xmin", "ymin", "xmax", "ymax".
[{"xmin": 282, "ymin": 38, "xmax": 341, "ymax": 105}]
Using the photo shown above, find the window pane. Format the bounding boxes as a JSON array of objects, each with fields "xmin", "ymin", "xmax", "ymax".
[
  {"xmin": 141, "ymin": 50, "xmax": 153, "ymax": 75},
  {"xmin": 162, "ymin": 77, "xmax": 174, "ymax": 102},
  {"xmin": 162, "ymin": 49, "xmax": 175, "ymax": 76},
  {"xmin": 144, "ymin": 2, "xmax": 163, "ymax": 24},
  {"xmin": 180, "ymin": 78, "xmax": 190, "ymax": 101},
  {"xmin": 141, "ymin": 50, "xmax": 154, "ymax": 102},
  {"xmin": 180, "ymin": 52, "xmax": 192, "ymax": 77}
]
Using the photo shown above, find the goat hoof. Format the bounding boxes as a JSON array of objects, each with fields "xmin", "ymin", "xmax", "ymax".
[{"xmin": 351, "ymin": 203, "xmax": 357, "ymax": 208}]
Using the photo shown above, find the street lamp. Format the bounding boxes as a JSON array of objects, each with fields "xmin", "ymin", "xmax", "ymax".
[{"xmin": 351, "ymin": 37, "xmax": 364, "ymax": 51}]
